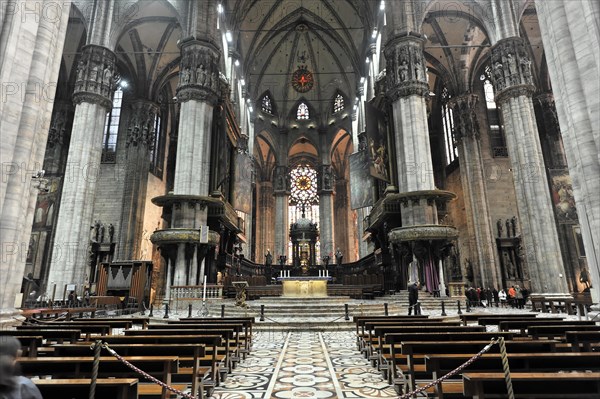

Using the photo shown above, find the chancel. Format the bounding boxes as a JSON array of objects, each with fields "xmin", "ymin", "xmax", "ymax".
[{"xmin": 1, "ymin": 1, "xmax": 599, "ymax": 397}]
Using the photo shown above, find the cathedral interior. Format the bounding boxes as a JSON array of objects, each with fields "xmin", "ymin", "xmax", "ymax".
[{"xmin": 1, "ymin": 0, "xmax": 599, "ymax": 319}]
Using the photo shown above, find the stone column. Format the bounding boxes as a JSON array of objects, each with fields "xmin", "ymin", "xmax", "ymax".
[
  {"xmin": 535, "ymin": 0, "xmax": 599, "ymax": 304},
  {"xmin": 449, "ymin": 94, "xmax": 500, "ymax": 288},
  {"xmin": 47, "ymin": 45, "xmax": 118, "ymax": 298},
  {"xmin": 319, "ymin": 165, "xmax": 335, "ymax": 257},
  {"xmin": 0, "ymin": 0, "xmax": 70, "ymax": 318},
  {"xmin": 256, "ymin": 180, "xmax": 274, "ymax": 263},
  {"xmin": 384, "ymin": 35, "xmax": 436, "ymax": 224},
  {"xmin": 490, "ymin": 37, "xmax": 568, "ymax": 294},
  {"xmin": 534, "ymin": 93, "xmax": 568, "ymax": 168},
  {"xmin": 273, "ymin": 165, "xmax": 289, "ymax": 260},
  {"xmin": 116, "ymin": 100, "xmax": 158, "ymax": 260}
]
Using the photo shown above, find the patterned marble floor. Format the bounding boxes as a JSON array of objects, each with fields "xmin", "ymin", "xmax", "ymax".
[{"xmin": 209, "ymin": 330, "xmax": 397, "ymax": 399}]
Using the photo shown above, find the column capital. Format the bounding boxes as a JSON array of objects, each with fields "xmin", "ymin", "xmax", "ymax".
[
  {"xmin": 176, "ymin": 40, "xmax": 221, "ymax": 104},
  {"xmin": 126, "ymin": 100, "xmax": 159, "ymax": 148},
  {"xmin": 384, "ymin": 35, "xmax": 430, "ymax": 101},
  {"xmin": 490, "ymin": 37, "xmax": 535, "ymax": 104},
  {"xmin": 448, "ymin": 94, "xmax": 480, "ymax": 142},
  {"xmin": 73, "ymin": 45, "xmax": 117, "ymax": 109}
]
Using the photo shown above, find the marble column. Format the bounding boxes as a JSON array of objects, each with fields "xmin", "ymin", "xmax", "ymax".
[
  {"xmin": 384, "ymin": 35, "xmax": 437, "ymax": 224},
  {"xmin": 535, "ymin": 0, "xmax": 599, "ymax": 303},
  {"xmin": 490, "ymin": 37, "xmax": 568, "ymax": 294},
  {"xmin": 46, "ymin": 45, "xmax": 118, "ymax": 299},
  {"xmin": 319, "ymin": 165, "xmax": 335, "ymax": 257},
  {"xmin": 534, "ymin": 94, "xmax": 568, "ymax": 168},
  {"xmin": 172, "ymin": 39, "xmax": 220, "ymax": 279},
  {"xmin": 116, "ymin": 100, "xmax": 158, "ymax": 260},
  {"xmin": 450, "ymin": 94, "xmax": 500, "ymax": 288},
  {"xmin": 256, "ymin": 180, "xmax": 275, "ymax": 263},
  {"xmin": 0, "ymin": 0, "xmax": 70, "ymax": 317},
  {"xmin": 273, "ymin": 165, "xmax": 289, "ymax": 260}
]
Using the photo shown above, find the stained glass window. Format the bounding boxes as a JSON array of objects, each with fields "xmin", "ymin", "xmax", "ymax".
[
  {"xmin": 441, "ymin": 87, "xmax": 457, "ymax": 165},
  {"xmin": 297, "ymin": 102, "xmax": 309, "ymax": 120},
  {"xmin": 333, "ymin": 94, "xmax": 344, "ymax": 113},
  {"xmin": 288, "ymin": 164, "xmax": 320, "ymax": 261},
  {"xmin": 480, "ymin": 66, "xmax": 507, "ymax": 157},
  {"xmin": 261, "ymin": 95, "xmax": 272, "ymax": 114}
]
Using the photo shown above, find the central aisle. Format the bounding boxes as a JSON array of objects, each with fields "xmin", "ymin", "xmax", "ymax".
[{"xmin": 210, "ymin": 330, "xmax": 397, "ymax": 399}]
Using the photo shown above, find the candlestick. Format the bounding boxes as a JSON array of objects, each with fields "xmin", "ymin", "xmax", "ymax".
[{"xmin": 202, "ymin": 275, "xmax": 207, "ymax": 301}]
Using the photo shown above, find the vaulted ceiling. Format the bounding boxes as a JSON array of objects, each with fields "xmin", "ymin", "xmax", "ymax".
[{"xmin": 228, "ymin": 0, "xmax": 378, "ymax": 121}]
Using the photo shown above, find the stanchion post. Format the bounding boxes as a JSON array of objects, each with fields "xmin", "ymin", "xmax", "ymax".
[
  {"xmin": 260, "ymin": 304, "xmax": 265, "ymax": 321},
  {"xmin": 457, "ymin": 300, "xmax": 462, "ymax": 315},
  {"xmin": 149, "ymin": 304, "xmax": 154, "ymax": 317},
  {"xmin": 163, "ymin": 303, "xmax": 170, "ymax": 318},
  {"xmin": 188, "ymin": 303, "xmax": 192, "ymax": 318},
  {"xmin": 466, "ymin": 299, "xmax": 471, "ymax": 313},
  {"xmin": 221, "ymin": 304, "xmax": 225, "ymax": 318},
  {"xmin": 140, "ymin": 302, "xmax": 146, "ymax": 316},
  {"xmin": 384, "ymin": 302, "xmax": 388, "ymax": 316},
  {"xmin": 441, "ymin": 301, "xmax": 447, "ymax": 316},
  {"xmin": 344, "ymin": 304, "xmax": 350, "ymax": 321}
]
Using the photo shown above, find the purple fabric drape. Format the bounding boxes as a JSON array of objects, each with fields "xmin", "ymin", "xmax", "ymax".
[{"xmin": 423, "ymin": 255, "xmax": 439, "ymax": 293}]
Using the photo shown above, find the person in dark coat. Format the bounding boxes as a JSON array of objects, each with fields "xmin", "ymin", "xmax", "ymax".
[
  {"xmin": 492, "ymin": 287, "xmax": 499, "ymax": 307},
  {"xmin": 0, "ymin": 336, "xmax": 43, "ymax": 399},
  {"xmin": 408, "ymin": 281, "xmax": 420, "ymax": 315}
]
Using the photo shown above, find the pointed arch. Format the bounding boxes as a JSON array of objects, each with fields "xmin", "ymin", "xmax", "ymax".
[{"xmin": 258, "ymin": 90, "xmax": 277, "ymax": 115}]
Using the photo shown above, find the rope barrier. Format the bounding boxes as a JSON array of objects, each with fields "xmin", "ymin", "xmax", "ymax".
[
  {"xmin": 396, "ymin": 338, "xmax": 499, "ymax": 399},
  {"xmin": 97, "ymin": 342, "xmax": 199, "ymax": 399},
  {"xmin": 89, "ymin": 340, "xmax": 102, "ymax": 399},
  {"xmin": 498, "ymin": 336, "xmax": 515, "ymax": 399}
]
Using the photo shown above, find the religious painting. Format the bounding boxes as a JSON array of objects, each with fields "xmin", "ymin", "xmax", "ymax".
[
  {"xmin": 349, "ymin": 150, "xmax": 374, "ymax": 209},
  {"xmin": 233, "ymin": 152, "xmax": 253, "ymax": 214},
  {"xmin": 573, "ymin": 225, "xmax": 586, "ymax": 258},
  {"xmin": 548, "ymin": 169, "xmax": 577, "ymax": 223},
  {"xmin": 365, "ymin": 101, "xmax": 390, "ymax": 182}
]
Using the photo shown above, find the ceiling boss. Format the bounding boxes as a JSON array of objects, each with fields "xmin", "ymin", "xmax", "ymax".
[{"xmin": 292, "ymin": 65, "xmax": 314, "ymax": 93}]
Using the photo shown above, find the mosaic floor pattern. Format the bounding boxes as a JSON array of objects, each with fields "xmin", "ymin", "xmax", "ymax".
[{"xmin": 209, "ymin": 330, "xmax": 397, "ymax": 399}]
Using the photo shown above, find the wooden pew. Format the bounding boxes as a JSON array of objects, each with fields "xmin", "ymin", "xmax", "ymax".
[
  {"xmin": 353, "ymin": 316, "xmax": 431, "ymax": 352},
  {"xmin": 13, "ymin": 336, "xmax": 43, "ymax": 357},
  {"xmin": 462, "ymin": 372, "xmax": 600, "ymax": 398},
  {"xmin": 16, "ymin": 324, "xmax": 110, "ymax": 339},
  {"xmin": 18, "ymin": 356, "xmax": 180, "ymax": 399},
  {"xmin": 528, "ymin": 324, "xmax": 600, "ymax": 339},
  {"xmin": 52, "ymin": 343, "xmax": 210, "ymax": 398},
  {"xmin": 74, "ymin": 316, "xmax": 150, "ymax": 329},
  {"xmin": 164, "ymin": 320, "xmax": 252, "ymax": 357},
  {"xmin": 99, "ymin": 334, "xmax": 223, "ymax": 386},
  {"xmin": 176, "ymin": 317, "xmax": 255, "ymax": 355},
  {"xmin": 33, "ymin": 378, "xmax": 138, "ymax": 399},
  {"xmin": 426, "ymin": 352, "xmax": 600, "ymax": 398},
  {"xmin": 565, "ymin": 331, "xmax": 600, "ymax": 352},
  {"xmin": 498, "ymin": 319, "xmax": 596, "ymax": 335},
  {"xmin": 459, "ymin": 313, "xmax": 537, "ymax": 326},
  {"xmin": 390, "ymin": 339, "xmax": 558, "ymax": 394},
  {"xmin": 478, "ymin": 316, "xmax": 564, "ymax": 326},
  {"xmin": 0, "ymin": 329, "xmax": 81, "ymax": 343},
  {"xmin": 132, "ymin": 326, "xmax": 240, "ymax": 371}
]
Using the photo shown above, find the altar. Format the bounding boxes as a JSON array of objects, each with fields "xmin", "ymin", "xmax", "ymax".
[{"xmin": 278, "ymin": 276, "xmax": 332, "ymax": 298}]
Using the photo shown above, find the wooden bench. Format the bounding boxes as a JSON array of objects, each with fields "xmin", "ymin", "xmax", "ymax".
[
  {"xmin": 19, "ymin": 356, "xmax": 180, "ymax": 399},
  {"xmin": 17, "ymin": 324, "xmax": 111, "ymax": 339},
  {"xmin": 528, "ymin": 324, "xmax": 600, "ymax": 339},
  {"xmin": 21, "ymin": 307, "xmax": 97, "ymax": 320},
  {"xmin": 477, "ymin": 316, "xmax": 564, "ymax": 326},
  {"xmin": 176, "ymin": 317, "xmax": 255, "ymax": 355},
  {"xmin": 390, "ymin": 340, "xmax": 559, "ymax": 394},
  {"xmin": 99, "ymin": 334, "xmax": 224, "ymax": 386},
  {"xmin": 499, "ymin": 319, "xmax": 596, "ymax": 334},
  {"xmin": 353, "ymin": 315, "xmax": 431, "ymax": 352},
  {"xmin": 462, "ymin": 372, "xmax": 600, "ymax": 398},
  {"xmin": 565, "ymin": 331, "xmax": 600, "ymax": 352},
  {"xmin": 13, "ymin": 336, "xmax": 43, "ymax": 357},
  {"xmin": 459, "ymin": 313, "xmax": 537, "ymax": 326},
  {"xmin": 52, "ymin": 343, "xmax": 210, "ymax": 398},
  {"xmin": 74, "ymin": 316, "xmax": 150, "ymax": 329},
  {"xmin": 33, "ymin": 378, "xmax": 138, "ymax": 399},
  {"xmin": 0, "ymin": 329, "xmax": 81, "ymax": 343},
  {"xmin": 136, "ymin": 326, "xmax": 240, "ymax": 371},
  {"xmin": 426, "ymin": 352, "xmax": 600, "ymax": 398}
]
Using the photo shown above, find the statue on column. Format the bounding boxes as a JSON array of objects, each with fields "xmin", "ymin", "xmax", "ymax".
[
  {"xmin": 335, "ymin": 248, "xmax": 343, "ymax": 267},
  {"xmin": 108, "ymin": 223, "xmax": 115, "ymax": 243},
  {"xmin": 506, "ymin": 219, "xmax": 512, "ymax": 237},
  {"xmin": 265, "ymin": 249, "xmax": 273, "ymax": 267},
  {"xmin": 99, "ymin": 223, "xmax": 105, "ymax": 243},
  {"xmin": 497, "ymin": 219, "xmax": 503, "ymax": 237},
  {"xmin": 510, "ymin": 217, "xmax": 517, "ymax": 237}
]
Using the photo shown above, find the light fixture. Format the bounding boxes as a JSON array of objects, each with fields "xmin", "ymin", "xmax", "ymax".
[
  {"xmin": 366, "ymin": 57, "xmax": 370, "ymax": 64},
  {"xmin": 240, "ymin": 79, "xmax": 245, "ymax": 86},
  {"xmin": 217, "ymin": 3, "xmax": 223, "ymax": 13},
  {"xmin": 234, "ymin": 59, "xmax": 240, "ymax": 67},
  {"xmin": 226, "ymin": 31, "xmax": 233, "ymax": 42},
  {"xmin": 372, "ymin": 29, "xmax": 378, "ymax": 39},
  {"xmin": 249, "ymin": 106, "xmax": 254, "ymax": 113},
  {"xmin": 360, "ymin": 77, "xmax": 365, "ymax": 84},
  {"xmin": 380, "ymin": 1, "xmax": 385, "ymax": 11},
  {"xmin": 119, "ymin": 80, "xmax": 128, "ymax": 88}
]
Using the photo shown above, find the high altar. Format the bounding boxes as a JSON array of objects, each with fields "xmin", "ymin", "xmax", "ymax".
[{"xmin": 278, "ymin": 276, "xmax": 332, "ymax": 297}]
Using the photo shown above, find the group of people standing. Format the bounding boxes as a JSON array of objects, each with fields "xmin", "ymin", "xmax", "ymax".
[{"xmin": 465, "ymin": 285, "xmax": 529, "ymax": 309}]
